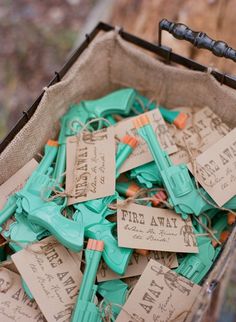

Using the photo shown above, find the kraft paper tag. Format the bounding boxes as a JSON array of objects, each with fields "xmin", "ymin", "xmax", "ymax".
[
  {"xmin": 170, "ymin": 107, "xmax": 231, "ymax": 164},
  {"xmin": 191, "ymin": 127, "xmax": 236, "ymax": 206},
  {"xmin": 66, "ymin": 127, "xmax": 116, "ymax": 204},
  {"xmin": 12, "ymin": 236, "xmax": 83, "ymax": 322},
  {"xmin": 0, "ymin": 159, "xmax": 38, "ymax": 210},
  {"xmin": 117, "ymin": 203, "xmax": 198, "ymax": 253},
  {"xmin": 97, "ymin": 251, "xmax": 178, "ymax": 282},
  {"xmin": 115, "ymin": 109, "xmax": 178, "ymax": 173},
  {"xmin": 116, "ymin": 259, "xmax": 201, "ymax": 322},
  {"xmin": 0, "ymin": 268, "xmax": 45, "ymax": 322}
]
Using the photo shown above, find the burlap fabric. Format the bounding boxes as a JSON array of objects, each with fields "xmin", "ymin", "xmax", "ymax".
[{"xmin": 0, "ymin": 30, "xmax": 235, "ymax": 321}]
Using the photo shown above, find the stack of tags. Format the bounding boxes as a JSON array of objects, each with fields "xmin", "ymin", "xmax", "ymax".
[{"xmin": 0, "ymin": 88, "xmax": 235, "ymax": 322}]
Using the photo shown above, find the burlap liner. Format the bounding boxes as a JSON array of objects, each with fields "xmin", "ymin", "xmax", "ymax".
[{"xmin": 0, "ymin": 30, "xmax": 236, "ymax": 321}]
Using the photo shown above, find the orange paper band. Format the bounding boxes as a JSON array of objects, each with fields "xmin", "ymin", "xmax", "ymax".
[
  {"xmin": 47, "ymin": 140, "xmax": 59, "ymax": 147},
  {"xmin": 152, "ymin": 190, "xmax": 167, "ymax": 206},
  {"xmin": 133, "ymin": 115, "xmax": 150, "ymax": 128},
  {"xmin": 212, "ymin": 231, "xmax": 230, "ymax": 247},
  {"xmin": 87, "ymin": 239, "xmax": 104, "ymax": 251},
  {"xmin": 122, "ymin": 135, "xmax": 138, "ymax": 148},
  {"xmin": 126, "ymin": 183, "xmax": 141, "ymax": 197},
  {"xmin": 135, "ymin": 249, "xmax": 150, "ymax": 256},
  {"xmin": 212, "ymin": 240, "xmax": 218, "ymax": 248},
  {"xmin": 173, "ymin": 112, "xmax": 188, "ymax": 129},
  {"xmin": 227, "ymin": 212, "xmax": 236, "ymax": 225},
  {"xmin": 220, "ymin": 231, "xmax": 230, "ymax": 243}
]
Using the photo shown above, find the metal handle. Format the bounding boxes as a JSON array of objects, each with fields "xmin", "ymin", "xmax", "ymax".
[{"xmin": 159, "ymin": 19, "xmax": 236, "ymax": 63}]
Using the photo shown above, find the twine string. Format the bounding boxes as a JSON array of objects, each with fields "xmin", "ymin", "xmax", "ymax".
[
  {"xmin": 99, "ymin": 299, "xmax": 190, "ymax": 322},
  {"xmin": 99, "ymin": 299, "xmax": 141, "ymax": 322},
  {"xmin": 69, "ymin": 119, "xmax": 86, "ymax": 133},
  {"xmin": 193, "ymin": 215, "xmax": 221, "ymax": 245},
  {"xmin": 77, "ymin": 117, "xmax": 112, "ymax": 135},
  {"xmin": 42, "ymin": 117, "xmax": 113, "ymax": 202},
  {"xmin": 170, "ymin": 107, "xmax": 236, "ymax": 244},
  {"xmin": 108, "ymin": 187, "xmax": 172, "ymax": 210},
  {"xmin": 163, "ymin": 252, "xmax": 177, "ymax": 268},
  {"xmin": 132, "ymin": 97, "xmax": 147, "ymax": 114},
  {"xmin": 201, "ymin": 212, "xmax": 212, "ymax": 230},
  {"xmin": 132, "ymin": 96, "xmax": 160, "ymax": 116},
  {"xmin": 170, "ymin": 107, "xmax": 236, "ymax": 220}
]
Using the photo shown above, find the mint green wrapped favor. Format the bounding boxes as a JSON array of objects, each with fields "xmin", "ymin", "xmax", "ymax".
[{"xmin": 71, "ymin": 239, "xmax": 104, "ymax": 322}]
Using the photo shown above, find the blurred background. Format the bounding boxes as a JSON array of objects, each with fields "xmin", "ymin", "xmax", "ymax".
[{"xmin": 0, "ymin": 1, "xmax": 236, "ymax": 320}]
